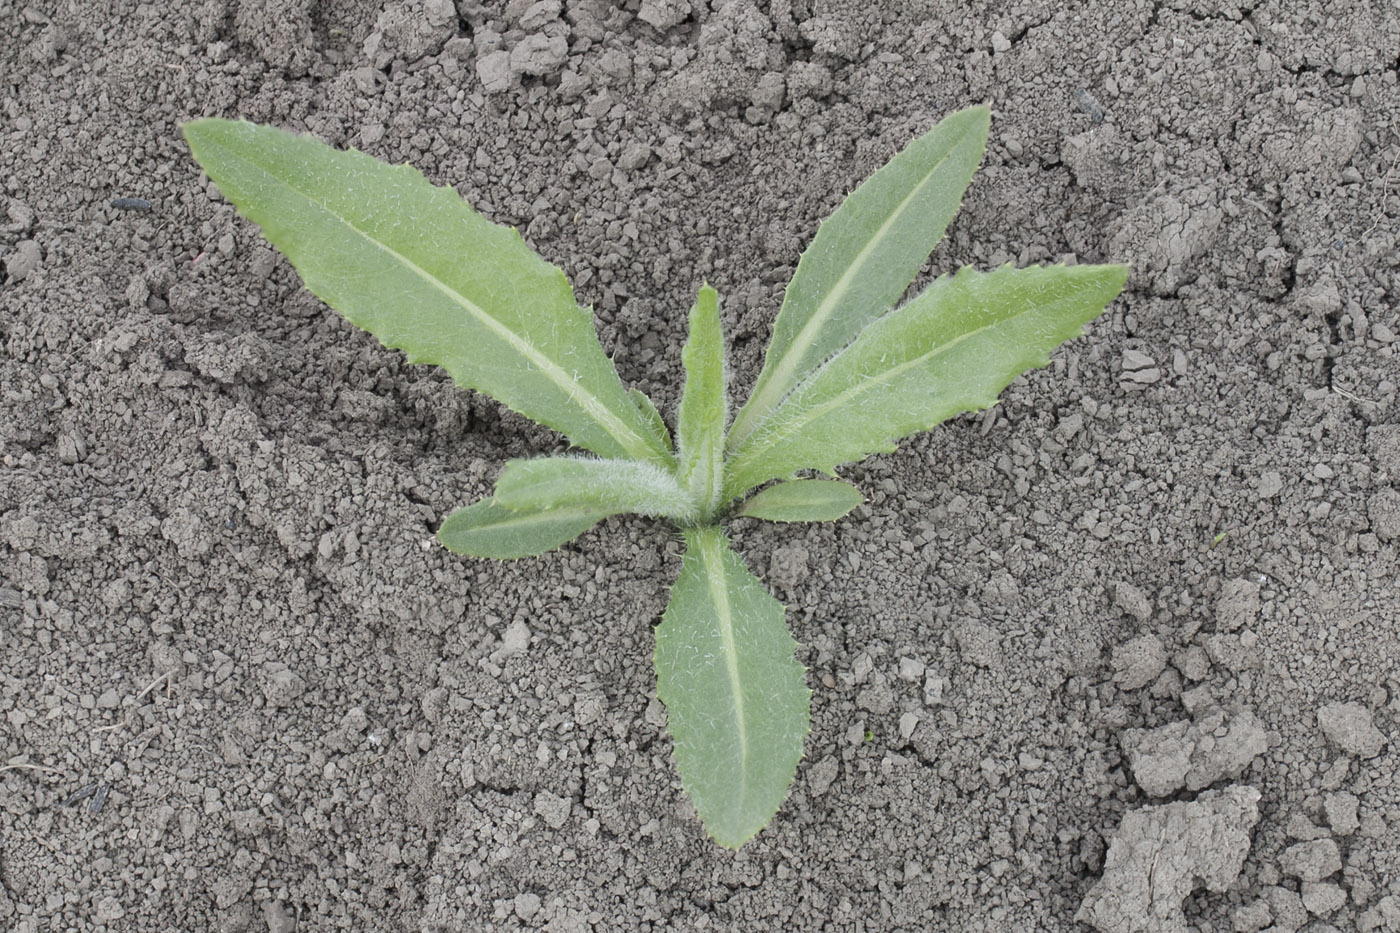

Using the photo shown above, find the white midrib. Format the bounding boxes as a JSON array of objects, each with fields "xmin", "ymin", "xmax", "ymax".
[
  {"xmin": 344, "ymin": 230, "xmax": 652, "ymax": 461},
  {"xmin": 221, "ymin": 139, "xmax": 656, "ymax": 464},
  {"xmin": 726, "ymin": 316, "xmax": 995, "ymax": 496},
  {"xmin": 700, "ymin": 531, "xmax": 748, "ymax": 820},
  {"xmin": 482, "ymin": 504, "xmax": 600, "ymax": 528},
  {"xmin": 679, "ymin": 433, "xmax": 724, "ymax": 520},
  {"xmin": 729, "ymin": 145, "xmax": 958, "ymax": 449},
  {"xmin": 502, "ymin": 461, "xmax": 699, "ymax": 522}
]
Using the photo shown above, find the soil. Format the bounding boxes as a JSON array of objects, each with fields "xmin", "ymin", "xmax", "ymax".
[{"xmin": 2, "ymin": 1, "xmax": 1398, "ymax": 930}]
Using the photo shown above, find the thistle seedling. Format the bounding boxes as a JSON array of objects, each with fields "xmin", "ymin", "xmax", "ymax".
[{"xmin": 184, "ymin": 105, "xmax": 1127, "ymax": 848}]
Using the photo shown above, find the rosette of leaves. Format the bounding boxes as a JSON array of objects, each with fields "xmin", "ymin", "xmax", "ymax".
[{"xmin": 184, "ymin": 105, "xmax": 1126, "ymax": 847}]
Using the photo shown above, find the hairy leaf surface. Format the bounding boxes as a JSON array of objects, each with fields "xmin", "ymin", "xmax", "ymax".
[
  {"xmin": 729, "ymin": 105, "xmax": 991, "ymax": 448},
  {"xmin": 655, "ymin": 527, "xmax": 809, "ymax": 848},
  {"xmin": 438, "ymin": 500, "xmax": 601, "ymax": 559},
  {"xmin": 725, "ymin": 263, "xmax": 1129, "ymax": 498},
  {"xmin": 183, "ymin": 119, "xmax": 667, "ymax": 465},
  {"xmin": 629, "ymin": 389, "xmax": 672, "ymax": 453},
  {"xmin": 675, "ymin": 285, "xmax": 727, "ymax": 518},
  {"xmin": 737, "ymin": 478, "xmax": 862, "ymax": 522},
  {"xmin": 495, "ymin": 457, "xmax": 696, "ymax": 523}
]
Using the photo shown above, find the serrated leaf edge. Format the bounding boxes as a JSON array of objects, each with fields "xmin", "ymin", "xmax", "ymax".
[{"xmin": 186, "ymin": 121, "xmax": 662, "ymax": 465}]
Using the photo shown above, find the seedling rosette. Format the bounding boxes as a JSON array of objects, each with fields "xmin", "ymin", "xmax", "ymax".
[{"xmin": 184, "ymin": 105, "xmax": 1126, "ymax": 847}]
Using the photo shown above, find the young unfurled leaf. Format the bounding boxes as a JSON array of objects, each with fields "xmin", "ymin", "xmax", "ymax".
[
  {"xmin": 494, "ymin": 457, "xmax": 696, "ymax": 523},
  {"xmin": 724, "ymin": 263, "xmax": 1129, "ymax": 499},
  {"xmin": 737, "ymin": 478, "xmax": 862, "ymax": 523},
  {"xmin": 728, "ymin": 105, "xmax": 991, "ymax": 449},
  {"xmin": 182, "ymin": 119, "xmax": 669, "ymax": 467},
  {"xmin": 675, "ymin": 285, "xmax": 727, "ymax": 520},
  {"xmin": 654, "ymin": 527, "xmax": 809, "ymax": 848},
  {"xmin": 437, "ymin": 499, "xmax": 602, "ymax": 559}
]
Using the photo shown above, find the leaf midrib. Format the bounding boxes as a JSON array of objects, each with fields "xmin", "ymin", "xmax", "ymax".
[
  {"xmin": 726, "ymin": 304, "xmax": 1003, "ymax": 494},
  {"xmin": 731, "ymin": 144, "xmax": 960, "ymax": 449},
  {"xmin": 203, "ymin": 131, "xmax": 655, "ymax": 463},
  {"xmin": 477, "ymin": 503, "xmax": 601, "ymax": 527},
  {"xmin": 700, "ymin": 530, "xmax": 748, "ymax": 822}
]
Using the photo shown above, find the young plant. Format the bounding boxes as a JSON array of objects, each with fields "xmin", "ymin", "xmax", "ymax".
[{"xmin": 184, "ymin": 106, "xmax": 1127, "ymax": 848}]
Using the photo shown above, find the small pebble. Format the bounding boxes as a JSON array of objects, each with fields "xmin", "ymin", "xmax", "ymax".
[
  {"xmin": 617, "ymin": 142, "xmax": 652, "ymax": 172},
  {"xmin": 1121, "ymin": 367, "xmax": 1161, "ymax": 384},
  {"xmin": 1284, "ymin": 811, "xmax": 1330, "ymax": 841},
  {"xmin": 476, "ymin": 49, "xmax": 514, "ymax": 93},
  {"xmin": 1173, "ymin": 645, "xmax": 1211, "ymax": 682},
  {"xmin": 509, "ymin": 33, "xmax": 568, "ymax": 76},
  {"xmin": 1121, "ymin": 349, "xmax": 1156, "ymax": 371},
  {"xmin": 514, "ymin": 891, "xmax": 542, "ymax": 920},
  {"xmin": 1317, "ymin": 702, "xmax": 1387, "ymax": 758},
  {"xmin": 533, "ymin": 790, "xmax": 570, "ymax": 829},
  {"xmin": 1264, "ymin": 886, "xmax": 1307, "ymax": 929},
  {"xmin": 94, "ymin": 897, "xmax": 126, "ymax": 921},
  {"xmin": 516, "ymin": 0, "xmax": 561, "ymax": 30},
  {"xmin": 807, "ymin": 755, "xmax": 838, "ymax": 796},
  {"xmin": 899, "ymin": 711, "xmax": 920, "ymax": 739},
  {"xmin": 1323, "ymin": 792, "xmax": 1360, "ymax": 835},
  {"xmin": 4, "ymin": 239, "xmax": 41, "ymax": 280},
  {"xmin": 492, "ymin": 619, "xmax": 531, "ymax": 663},
  {"xmin": 897, "ymin": 657, "xmax": 925, "ymax": 682},
  {"xmin": 1279, "ymin": 839, "xmax": 1341, "ymax": 882},
  {"xmin": 1258, "ymin": 471, "xmax": 1284, "ymax": 498},
  {"xmin": 263, "ymin": 901, "xmax": 296, "ymax": 933},
  {"xmin": 1231, "ymin": 899, "xmax": 1272, "ymax": 933},
  {"xmin": 1301, "ymin": 881, "xmax": 1346, "ymax": 916},
  {"xmin": 1113, "ymin": 581, "xmax": 1152, "ymax": 624},
  {"xmin": 261, "ymin": 668, "xmax": 306, "ymax": 708},
  {"xmin": 1216, "ymin": 578, "xmax": 1261, "ymax": 632},
  {"xmin": 1111, "ymin": 633, "xmax": 1166, "ymax": 690}
]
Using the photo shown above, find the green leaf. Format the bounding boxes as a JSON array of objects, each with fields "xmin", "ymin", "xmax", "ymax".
[
  {"xmin": 737, "ymin": 479, "xmax": 862, "ymax": 523},
  {"xmin": 724, "ymin": 263, "xmax": 1129, "ymax": 499},
  {"xmin": 182, "ymin": 119, "xmax": 667, "ymax": 466},
  {"xmin": 629, "ymin": 388, "xmax": 673, "ymax": 454},
  {"xmin": 675, "ymin": 284, "xmax": 728, "ymax": 519},
  {"xmin": 729, "ymin": 105, "xmax": 991, "ymax": 449},
  {"xmin": 438, "ymin": 499, "xmax": 602, "ymax": 559},
  {"xmin": 494, "ymin": 456, "xmax": 696, "ymax": 522},
  {"xmin": 654, "ymin": 527, "xmax": 810, "ymax": 848}
]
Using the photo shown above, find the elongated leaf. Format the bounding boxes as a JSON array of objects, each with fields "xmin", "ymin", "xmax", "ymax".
[
  {"xmin": 724, "ymin": 263, "xmax": 1129, "ymax": 499},
  {"xmin": 737, "ymin": 478, "xmax": 862, "ymax": 522},
  {"xmin": 654, "ymin": 527, "xmax": 809, "ymax": 848},
  {"xmin": 494, "ymin": 456, "xmax": 696, "ymax": 522},
  {"xmin": 183, "ymin": 119, "xmax": 667, "ymax": 466},
  {"xmin": 729, "ymin": 105, "xmax": 991, "ymax": 449},
  {"xmin": 675, "ymin": 285, "xmax": 727, "ymax": 518},
  {"xmin": 629, "ymin": 388, "xmax": 672, "ymax": 453},
  {"xmin": 438, "ymin": 499, "xmax": 601, "ymax": 559}
]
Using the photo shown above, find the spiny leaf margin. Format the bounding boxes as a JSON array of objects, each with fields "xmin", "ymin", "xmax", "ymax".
[
  {"xmin": 654, "ymin": 526, "xmax": 810, "ymax": 848},
  {"xmin": 724, "ymin": 262, "xmax": 1129, "ymax": 499},
  {"xmin": 183, "ymin": 118, "xmax": 667, "ymax": 466}
]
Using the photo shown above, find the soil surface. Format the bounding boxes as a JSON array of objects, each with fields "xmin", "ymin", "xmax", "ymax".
[{"xmin": 3, "ymin": 1, "xmax": 1399, "ymax": 930}]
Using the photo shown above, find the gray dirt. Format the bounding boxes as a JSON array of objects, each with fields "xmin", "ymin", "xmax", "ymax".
[{"xmin": 2, "ymin": 1, "xmax": 1398, "ymax": 930}]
